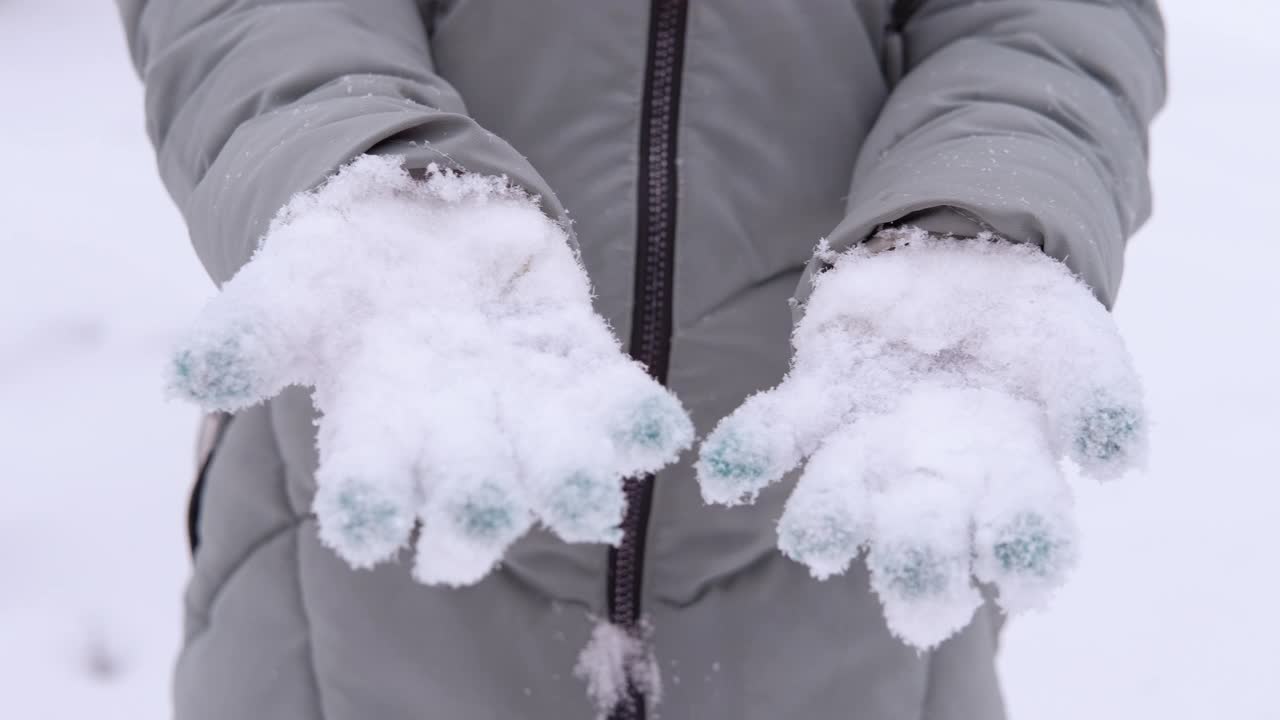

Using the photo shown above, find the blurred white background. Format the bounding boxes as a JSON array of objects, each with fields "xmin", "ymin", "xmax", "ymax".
[{"xmin": 1, "ymin": 1, "xmax": 1276, "ymax": 717}]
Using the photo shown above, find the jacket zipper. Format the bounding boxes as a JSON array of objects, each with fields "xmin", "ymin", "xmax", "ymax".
[{"xmin": 608, "ymin": 1, "xmax": 688, "ymax": 718}]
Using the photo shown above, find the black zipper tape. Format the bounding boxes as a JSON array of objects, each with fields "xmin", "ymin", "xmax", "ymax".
[{"xmin": 608, "ymin": 1, "xmax": 689, "ymax": 718}]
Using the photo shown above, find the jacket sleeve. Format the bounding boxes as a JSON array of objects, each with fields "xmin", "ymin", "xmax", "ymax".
[
  {"xmin": 118, "ymin": 0, "xmax": 568, "ymax": 284},
  {"xmin": 803, "ymin": 0, "xmax": 1166, "ymax": 308}
]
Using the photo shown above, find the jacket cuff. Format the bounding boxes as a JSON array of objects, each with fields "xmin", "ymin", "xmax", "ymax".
[
  {"xmin": 185, "ymin": 77, "xmax": 568, "ymax": 286},
  {"xmin": 882, "ymin": 206, "xmax": 991, "ymax": 239}
]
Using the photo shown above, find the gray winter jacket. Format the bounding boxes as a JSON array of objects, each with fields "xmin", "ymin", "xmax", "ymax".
[{"xmin": 119, "ymin": 1, "xmax": 1165, "ymax": 718}]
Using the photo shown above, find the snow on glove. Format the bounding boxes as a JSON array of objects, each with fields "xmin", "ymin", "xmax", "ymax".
[
  {"xmin": 695, "ymin": 226, "xmax": 1147, "ymax": 648},
  {"xmin": 169, "ymin": 156, "xmax": 693, "ymax": 586}
]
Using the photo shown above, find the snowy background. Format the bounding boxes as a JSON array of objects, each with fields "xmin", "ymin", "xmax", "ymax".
[{"xmin": 1, "ymin": 1, "xmax": 1275, "ymax": 717}]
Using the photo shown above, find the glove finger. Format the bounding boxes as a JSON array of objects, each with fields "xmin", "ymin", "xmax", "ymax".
[
  {"xmin": 866, "ymin": 475, "xmax": 981, "ymax": 650},
  {"xmin": 575, "ymin": 358, "xmax": 694, "ymax": 477},
  {"xmin": 492, "ymin": 305, "xmax": 690, "ymax": 542},
  {"xmin": 971, "ymin": 428, "xmax": 1079, "ymax": 612},
  {"xmin": 502, "ymin": 303, "xmax": 694, "ymax": 476},
  {"xmin": 490, "ymin": 226, "xmax": 698, "ymax": 476},
  {"xmin": 696, "ymin": 372, "xmax": 851, "ymax": 506},
  {"xmin": 1061, "ymin": 396, "xmax": 1147, "ymax": 480},
  {"xmin": 314, "ymin": 464, "xmax": 419, "ymax": 570},
  {"xmin": 512, "ymin": 426, "xmax": 625, "ymax": 545},
  {"xmin": 1027, "ymin": 320, "xmax": 1147, "ymax": 478},
  {"xmin": 776, "ymin": 424, "xmax": 873, "ymax": 579},
  {"xmin": 854, "ymin": 392, "xmax": 986, "ymax": 650},
  {"xmin": 168, "ymin": 256, "xmax": 311, "ymax": 411},
  {"xmin": 497, "ymin": 352, "xmax": 630, "ymax": 544},
  {"xmin": 414, "ymin": 472, "xmax": 534, "ymax": 587},
  {"xmin": 310, "ymin": 335, "xmax": 437, "ymax": 569},
  {"xmin": 976, "ymin": 256, "xmax": 1148, "ymax": 480},
  {"xmin": 410, "ymin": 362, "xmax": 533, "ymax": 586}
]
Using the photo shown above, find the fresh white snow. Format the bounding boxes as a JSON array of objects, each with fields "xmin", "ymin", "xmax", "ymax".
[
  {"xmin": 698, "ymin": 232, "xmax": 1145, "ymax": 648},
  {"xmin": 1, "ymin": 0, "xmax": 1277, "ymax": 717},
  {"xmin": 701, "ymin": 233, "xmax": 1152, "ymax": 648},
  {"xmin": 574, "ymin": 619, "xmax": 662, "ymax": 719},
  {"xmin": 170, "ymin": 155, "xmax": 691, "ymax": 585}
]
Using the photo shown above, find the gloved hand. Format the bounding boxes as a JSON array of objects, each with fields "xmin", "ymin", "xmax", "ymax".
[
  {"xmin": 169, "ymin": 156, "xmax": 693, "ymax": 586},
  {"xmin": 695, "ymin": 226, "xmax": 1146, "ymax": 648}
]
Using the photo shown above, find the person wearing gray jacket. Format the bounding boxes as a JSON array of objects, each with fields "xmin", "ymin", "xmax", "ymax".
[{"xmin": 118, "ymin": 0, "xmax": 1165, "ymax": 718}]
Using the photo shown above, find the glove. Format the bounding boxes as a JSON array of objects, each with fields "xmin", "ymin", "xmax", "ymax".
[
  {"xmin": 169, "ymin": 156, "xmax": 693, "ymax": 586},
  {"xmin": 695, "ymin": 226, "xmax": 1147, "ymax": 648}
]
